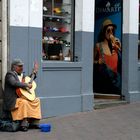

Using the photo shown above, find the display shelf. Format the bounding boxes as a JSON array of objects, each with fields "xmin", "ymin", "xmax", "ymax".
[
  {"xmin": 42, "ymin": 0, "xmax": 73, "ymax": 61},
  {"xmin": 43, "ymin": 14, "xmax": 71, "ymax": 19}
]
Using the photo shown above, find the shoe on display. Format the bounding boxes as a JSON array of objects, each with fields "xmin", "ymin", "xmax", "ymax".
[
  {"xmin": 59, "ymin": 27, "xmax": 68, "ymax": 33},
  {"xmin": 52, "ymin": 27, "xmax": 59, "ymax": 32},
  {"xmin": 53, "ymin": 8, "xmax": 61, "ymax": 14},
  {"xmin": 61, "ymin": 9, "xmax": 69, "ymax": 15},
  {"xmin": 43, "ymin": 6, "xmax": 48, "ymax": 11},
  {"xmin": 48, "ymin": 36, "xmax": 54, "ymax": 41},
  {"xmin": 44, "ymin": 36, "xmax": 48, "ymax": 40},
  {"xmin": 47, "ymin": 27, "xmax": 53, "ymax": 32}
]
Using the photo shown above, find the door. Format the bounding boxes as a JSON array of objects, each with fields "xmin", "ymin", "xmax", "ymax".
[{"xmin": 93, "ymin": 0, "xmax": 122, "ymax": 95}]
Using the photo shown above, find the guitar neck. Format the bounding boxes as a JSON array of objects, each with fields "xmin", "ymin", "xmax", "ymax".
[
  {"xmin": 29, "ymin": 62, "xmax": 38, "ymax": 83},
  {"xmin": 29, "ymin": 72, "xmax": 36, "ymax": 84}
]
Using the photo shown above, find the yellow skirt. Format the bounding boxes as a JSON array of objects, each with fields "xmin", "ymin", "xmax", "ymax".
[{"xmin": 11, "ymin": 98, "xmax": 42, "ymax": 121}]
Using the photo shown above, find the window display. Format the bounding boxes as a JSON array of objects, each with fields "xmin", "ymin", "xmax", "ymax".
[{"xmin": 42, "ymin": 0, "xmax": 74, "ymax": 61}]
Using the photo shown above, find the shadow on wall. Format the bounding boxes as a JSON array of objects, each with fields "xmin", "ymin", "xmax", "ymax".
[
  {"xmin": 0, "ymin": 83, "xmax": 4, "ymax": 118},
  {"xmin": 0, "ymin": 83, "xmax": 3, "ymax": 99}
]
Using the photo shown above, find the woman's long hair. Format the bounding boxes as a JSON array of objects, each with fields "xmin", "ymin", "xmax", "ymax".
[{"xmin": 97, "ymin": 25, "xmax": 116, "ymax": 53}]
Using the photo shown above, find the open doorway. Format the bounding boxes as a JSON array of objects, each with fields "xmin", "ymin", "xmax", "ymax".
[{"xmin": 93, "ymin": 0, "xmax": 123, "ymax": 102}]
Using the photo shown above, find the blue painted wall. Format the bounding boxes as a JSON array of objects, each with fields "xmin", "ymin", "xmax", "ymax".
[{"xmin": 9, "ymin": 26, "xmax": 93, "ymax": 118}]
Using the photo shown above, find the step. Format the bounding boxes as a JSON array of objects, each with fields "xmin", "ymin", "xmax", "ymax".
[
  {"xmin": 94, "ymin": 93, "xmax": 121, "ymax": 100},
  {"xmin": 94, "ymin": 99, "xmax": 128, "ymax": 109}
]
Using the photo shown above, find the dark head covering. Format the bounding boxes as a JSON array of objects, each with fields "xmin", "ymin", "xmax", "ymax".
[{"xmin": 12, "ymin": 59, "xmax": 24, "ymax": 66}]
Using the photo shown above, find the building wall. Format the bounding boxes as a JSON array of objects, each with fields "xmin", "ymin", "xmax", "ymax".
[
  {"xmin": 8, "ymin": 0, "xmax": 140, "ymax": 118},
  {"xmin": 9, "ymin": 0, "xmax": 94, "ymax": 118},
  {"xmin": 122, "ymin": 0, "xmax": 140, "ymax": 102},
  {"xmin": 75, "ymin": 0, "xmax": 94, "ymax": 111},
  {"xmin": 9, "ymin": 0, "xmax": 42, "ymax": 73}
]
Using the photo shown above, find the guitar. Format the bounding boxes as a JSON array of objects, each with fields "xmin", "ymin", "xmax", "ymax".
[{"xmin": 16, "ymin": 62, "xmax": 38, "ymax": 101}]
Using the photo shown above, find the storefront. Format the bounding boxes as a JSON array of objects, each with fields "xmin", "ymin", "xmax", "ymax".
[
  {"xmin": 93, "ymin": 0, "xmax": 140, "ymax": 103},
  {"xmin": 0, "ymin": 0, "xmax": 139, "ymax": 118},
  {"xmin": 8, "ymin": 0, "xmax": 93, "ymax": 118}
]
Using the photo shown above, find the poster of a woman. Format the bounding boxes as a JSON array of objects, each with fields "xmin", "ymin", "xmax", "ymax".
[{"xmin": 93, "ymin": 0, "xmax": 122, "ymax": 94}]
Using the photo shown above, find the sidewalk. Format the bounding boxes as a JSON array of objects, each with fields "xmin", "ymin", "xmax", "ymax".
[{"xmin": 0, "ymin": 102, "xmax": 140, "ymax": 140}]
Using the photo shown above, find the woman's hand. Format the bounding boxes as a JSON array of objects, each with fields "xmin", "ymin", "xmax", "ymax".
[
  {"xmin": 110, "ymin": 35, "xmax": 121, "ymax": 51},
  {"xmin": 113, "ymin": 39, "xmax": 121, "ymax": 50}
]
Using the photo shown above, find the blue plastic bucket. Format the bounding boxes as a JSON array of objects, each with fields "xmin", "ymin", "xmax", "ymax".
[{"xmin": 39, "ymin": 124, "xmax": 51, "ymax": 132}]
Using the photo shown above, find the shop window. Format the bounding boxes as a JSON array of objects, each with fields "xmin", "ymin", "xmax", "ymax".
[{"xmin": 42, "ymin": 0, "xmax": 74, "ymax": 61}]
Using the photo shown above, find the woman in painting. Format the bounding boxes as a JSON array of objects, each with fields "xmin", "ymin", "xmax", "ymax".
[{"xmin": 93, "ymin": 19, "xmax": 121, "ymax": 94}]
